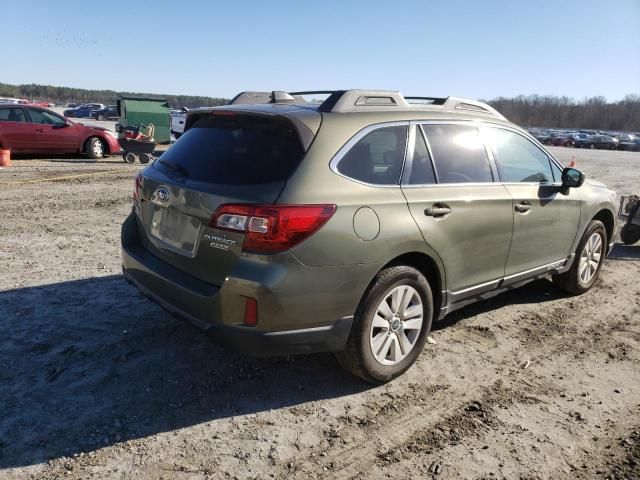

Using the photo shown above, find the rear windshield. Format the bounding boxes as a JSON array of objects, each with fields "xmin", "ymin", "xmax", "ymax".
[{"xmin": 156, "ymin": 114, "xmax": 304, "ymax": 185}]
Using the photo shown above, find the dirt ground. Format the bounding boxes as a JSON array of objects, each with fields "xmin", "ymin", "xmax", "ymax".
[{"xmin": 1, "ymin": 147, "xmax": 639, "ymax": 480}]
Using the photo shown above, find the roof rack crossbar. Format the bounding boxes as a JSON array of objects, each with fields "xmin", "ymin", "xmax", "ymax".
[{"xmin": 289, "ymin": 90, "xmax": 337, "ymax": 96}]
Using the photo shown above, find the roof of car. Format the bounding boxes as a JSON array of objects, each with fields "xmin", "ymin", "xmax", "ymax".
[
  {"xmin": 184, "ymin": 91, "xmax": 531, "ymax": 151},
  {"xmin": 195, "ymin": 99, "xmax": 515, "ymax": 131}
]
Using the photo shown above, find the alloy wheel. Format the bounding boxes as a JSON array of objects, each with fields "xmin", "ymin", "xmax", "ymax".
[
  {"xmin": 579, "ymin": 232, "xmax": 602, "ymax": 285},
  {"xmin": 92, "ymin": 140, "xmax": 104, "ymax": 157},
  {"xmin": 369, "ymin": 285, "xmax": 423, "ymax": 365}
]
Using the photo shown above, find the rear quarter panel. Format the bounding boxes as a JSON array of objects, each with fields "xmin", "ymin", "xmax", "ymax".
[{"xmin": 278, "ymin": 113, "xmax": 446, "ymax": 279}]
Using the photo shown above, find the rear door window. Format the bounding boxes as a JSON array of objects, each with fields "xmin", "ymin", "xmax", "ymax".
[
  {"xmin": 0, "ymin": 107, "xmax": 27, "ymax": 123},
  {"xmin": 156, "ymin": 114, "xmax": 305, "ymax": 185},
  {"xmin": 484, "ymin": 127, "xmax": 554, "ymax": 183},
  {"xmin": 422, "ymin": 124, "xmax": 493, "ymax": 183},
  {"xmin": 28, "ymin": 109, "xmax": 66, "ymax": 126},
  {"xmin": 336, "ymin": 125, "xmax": 408, "ymax": 185}
]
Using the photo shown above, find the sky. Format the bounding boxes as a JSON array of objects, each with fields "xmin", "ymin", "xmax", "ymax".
[{"xmin": 2, "ymin": 0, "xmax": 639, "ymax": 101}]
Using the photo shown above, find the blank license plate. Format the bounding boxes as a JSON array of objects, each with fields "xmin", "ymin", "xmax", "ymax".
[{"xmin": 149, "ymin": 207, "xmax": 201, "ymax": 255}]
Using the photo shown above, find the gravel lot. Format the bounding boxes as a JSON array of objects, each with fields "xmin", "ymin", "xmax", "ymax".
[{"xmin": 1, "ymin": 147, "xmax": 639, "ymax": 479}]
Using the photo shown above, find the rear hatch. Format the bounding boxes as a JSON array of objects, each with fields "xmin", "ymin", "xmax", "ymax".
[{"xmin": 135, "ymin": 110, "xmax": 314, "ymax": 286}]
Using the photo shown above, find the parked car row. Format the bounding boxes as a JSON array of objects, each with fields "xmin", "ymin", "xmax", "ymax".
[
  {"xmin": 527, "ymin": 127, "xmax": 639, "ymax": 151},
  {"xmin": 0, "ymin": 97, "xmax": 55, "ymax": 107}
]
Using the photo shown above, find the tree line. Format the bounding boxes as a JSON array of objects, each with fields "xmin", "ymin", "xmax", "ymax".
[
  {"xmin": 486, "ymin": 94, "xmax": 640, "ymax": 132},
  {"xmin": 0, "ymin": 82, "xmax": 229, "ymax": 109},
  {"xmin": 1, "ymin": 83, "xmax": 638, "ymax": 131}
]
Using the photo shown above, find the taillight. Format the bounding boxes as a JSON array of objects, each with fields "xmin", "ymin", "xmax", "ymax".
[
  {"xmin": 210, "ymin": 204, "xmax": 337, "ymax": 253},
  {"xmin": 133, "ymin": 173, "xmax": 143, "ymax": 208}
]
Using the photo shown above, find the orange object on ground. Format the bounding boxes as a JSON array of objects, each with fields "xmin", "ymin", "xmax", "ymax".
[
  {"xmin": 0, "ymin": 149, "xmax": 11, "ymax": 167},
  {"xmin": 568, "ymin": 156, "xmax": 576, "ymax": 167}
]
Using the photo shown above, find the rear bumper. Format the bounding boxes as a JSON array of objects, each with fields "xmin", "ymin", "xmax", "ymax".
[
  {"xmin": 121, "ymin": 211, "xmax": 361, "ymax": 356},
  {"xmin": 122, "ymin": 268, "xmax": 352, "ymax": 356},
  {"xmin": 123, "ymin": 269, "xmax": 353, "ymax": 356}
]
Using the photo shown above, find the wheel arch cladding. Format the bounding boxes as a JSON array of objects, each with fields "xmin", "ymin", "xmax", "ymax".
[
  {"xmin": 593, "ymin": 209, "xmax": 615, "ymax": 246},
  {"xmin": 382, "ymin": 252, "xmax": 443, "ymax": 318}
]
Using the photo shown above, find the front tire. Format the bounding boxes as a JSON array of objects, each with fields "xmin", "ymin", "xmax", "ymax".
[
  {"xmin": 553, "ymin": 220, "xmax": 606, "ymax": 294},
  {"xmin": 335, "ymin": 266, "xmax": 433, "ymax": 383},
  {"xmin": 85, "ymin": 137, "xmax": 106, "ymax": 159}
]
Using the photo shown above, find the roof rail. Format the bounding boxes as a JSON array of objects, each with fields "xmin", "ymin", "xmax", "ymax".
[
  {"xmin": 319, "ymin": 90, "xmax": 506, "ymax": 119},
  {"xmin": 227, "ymin": 90, "xmax": 506, "ymax": 119},
  {"xmin": 404, "ymin": 96, "xmax": 448, "ymax": 105},
  {"xmin": 229, "ymin": 91, "xmax": 296, "ymax": 105},
  {"xmin": 439, "ymin": 96, "xmax": 506, "ymax": 119}
]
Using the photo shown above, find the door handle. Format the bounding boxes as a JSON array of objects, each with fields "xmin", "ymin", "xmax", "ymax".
[
  {"xmin": 424, "ymin": 203, "xmax": 452, "ymax": 217},
  {"xmin": 514, "ymin": 201, "xmax": 532, "ymax": 213},
  {"xmin": 35, "ymin": 128, "xmax": 46, "ymax": 133}
]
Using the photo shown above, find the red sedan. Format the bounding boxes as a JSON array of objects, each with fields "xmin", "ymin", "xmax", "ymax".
[{"xmin": 0, "ymin": 105, "xmax": 120, "ymax": 159}]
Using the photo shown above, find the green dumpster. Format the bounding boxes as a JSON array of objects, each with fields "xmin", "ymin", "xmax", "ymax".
[{"xmin": 117, "ymin": 97, "xmax": 171, "ymax": 144}]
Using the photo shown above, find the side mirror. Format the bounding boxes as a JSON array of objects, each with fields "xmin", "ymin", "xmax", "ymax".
[{"xmin": 561, "ymin": 167, "xmax": 585, "ymax": 188}]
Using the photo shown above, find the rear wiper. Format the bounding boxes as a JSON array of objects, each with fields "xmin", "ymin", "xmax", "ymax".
[{"xmin": 158, "ymin": 159, "xmax": 188, "ymax": 177}]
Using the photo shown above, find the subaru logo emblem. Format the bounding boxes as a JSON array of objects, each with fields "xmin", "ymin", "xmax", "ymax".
[{"xmin": 151, "ymin": 186, "xmax": 170, "ymax": 203}]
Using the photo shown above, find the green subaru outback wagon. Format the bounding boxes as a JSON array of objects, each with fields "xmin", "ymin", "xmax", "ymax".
[{"xmin": 121, "ymin": 90, "xmax": 617, "ymax": 383}]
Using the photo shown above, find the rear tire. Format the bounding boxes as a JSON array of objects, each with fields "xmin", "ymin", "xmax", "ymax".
[
  {"xmin": 335, "ymin": 266, "xmax": 433, "ymax": 384},
  {"xmin": 553, "ymin": 220, "xmax": 606, "ymax": 295},
  {"xmin": 85, "ymin": 137, "xmax": 106, "ymax": 159},
  {"xmin": 620, "ymin": 224, "xmax": 640, "ymax": 245},
  {"xmin": 139, "ymin": 153, "xmax": 151, "ymax": 164}
]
